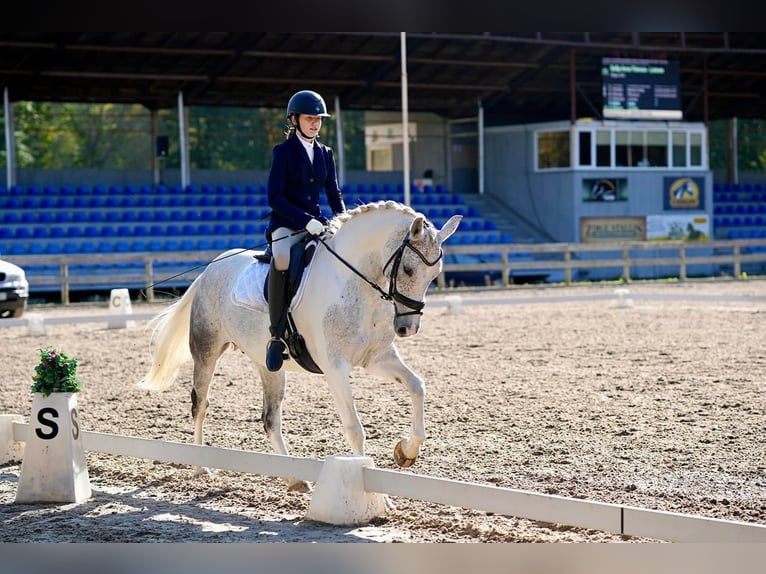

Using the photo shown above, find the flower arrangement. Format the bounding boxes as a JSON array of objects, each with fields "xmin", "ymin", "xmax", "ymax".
[{"xmin": 31, "ymin": 347, "xmax": 82, "ymax": 396}]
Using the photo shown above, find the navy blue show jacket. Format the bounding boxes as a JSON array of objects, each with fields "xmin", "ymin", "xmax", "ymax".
[{"xmin": 266, "ymin": 132, "xmax": 346, "ymax": 239}]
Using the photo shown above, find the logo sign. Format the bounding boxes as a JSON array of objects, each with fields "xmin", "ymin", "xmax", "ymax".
[
  {"xmin": 580, "ymin": 216, "xmax": 647, "ymax": 243},
  {"xmin": 582, "ymin": 178, "xmax": 628, "ymax": 202},
  {"xmin": 664, "ymin": 176, "xmax": 705, "ymax": 210}
]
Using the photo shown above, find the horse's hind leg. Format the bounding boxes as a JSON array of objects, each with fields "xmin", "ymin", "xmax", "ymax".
[
  {"xmin": 256, "ymin": 365, "xmax": 311, "ymax": 493},
  {"xmin": 189, "ymin": 343, "xmax": 226, "ymax": 476}
]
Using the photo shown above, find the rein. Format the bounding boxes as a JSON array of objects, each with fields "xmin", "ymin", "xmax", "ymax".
[{"xmin": 317, "ymin": 227, "xmax": 443, "ymax": 318}]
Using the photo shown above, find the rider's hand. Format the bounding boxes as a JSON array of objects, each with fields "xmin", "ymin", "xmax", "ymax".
[{"xmin": 305, "ymin": 218, "xmax": 325, "ymax": 236}]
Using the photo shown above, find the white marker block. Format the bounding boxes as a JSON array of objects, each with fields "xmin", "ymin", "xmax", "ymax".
[
  {"xmin": 26, "ymin": 313, "xmax": 47, "ymax": 336},
  {"xmin": 107, "ymin": 288, "xmax": 135, "ymax": 329},
  {"xmin": 15, "ymin": 392, "xmax": 91, "ymax": 504},
  {"xmin": 0, "ymin": 414, "xmax": 25, "ymax": 464},
  {"xmin": 307, "ymin": 455, "xmax": 387, "ymax": 525},
  {"xmin": 445, "ymin": 295, "xmax": 464, "ymax": 314}
]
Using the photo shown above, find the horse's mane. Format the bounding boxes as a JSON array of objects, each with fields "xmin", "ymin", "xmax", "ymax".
[{"xmin": 326, "ymin": 200, "xmax": 420, "ymax": 236}]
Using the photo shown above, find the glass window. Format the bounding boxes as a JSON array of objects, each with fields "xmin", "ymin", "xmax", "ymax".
[
  {"xmin": 537, "ymin": 130, "xmax": 570, "ymax": 169},
  {"xmin": 672, "ymin": 131, "xmax": 686, "ymax": 167},
  {"xmin": 596, "ymin": 130, "xmax": 611, "ymax": 167},
  {"xmin": 646, "ymin": 131, "xmax": 668, "ymax": 167},
  {"xmin": 578, "ymin": 131, "xmax": 592, "ymax": 166},
  {"xmin": 690, "ymin": 132, "xmax": 703, "ymax": 166}
]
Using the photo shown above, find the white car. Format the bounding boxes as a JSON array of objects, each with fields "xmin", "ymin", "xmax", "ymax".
[{"xmin": 0, "ymin": 259, "xmax": 29, "ymax": 318}]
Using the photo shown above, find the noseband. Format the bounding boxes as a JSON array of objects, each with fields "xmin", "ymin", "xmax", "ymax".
[{"xmin": 318, "ymin": 228, "xmax": 443, "ymax": 318}]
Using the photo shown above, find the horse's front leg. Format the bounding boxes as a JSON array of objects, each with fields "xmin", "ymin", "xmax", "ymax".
[
  {"xmin": 323, "ymin": 366, "xmax": 366, "ymax": 457},
  {"xmin": 257, "ymin": 366, "xmax": 311, "ymax": 493},
  {"xmin": 365, "ymin": 345, "xmax": 425, "ymax": 468}
]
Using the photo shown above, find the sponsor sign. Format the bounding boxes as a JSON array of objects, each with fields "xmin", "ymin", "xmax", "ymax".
[
  {"xmin": 646, "ymin": 214, "xmax": 710, "ymax": 241},
  {"xmin": 580, "ymin": 216, "xmax": 647, "ymax": 243}
]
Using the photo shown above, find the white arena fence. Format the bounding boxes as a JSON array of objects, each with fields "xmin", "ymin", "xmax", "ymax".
[{"xmin": 4, "ymin": 418, "xmax": 766, "ymax": 542}]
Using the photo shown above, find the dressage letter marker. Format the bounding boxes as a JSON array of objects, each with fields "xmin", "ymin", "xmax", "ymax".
[{"xmin": 15, "ymin": 392, "xmax": 91, "ymax": 504}]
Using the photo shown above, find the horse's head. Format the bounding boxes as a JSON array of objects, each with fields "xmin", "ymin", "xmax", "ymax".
[{"xmin": 388, "ymin": 211, "xmax": 461, "ymax": 337}]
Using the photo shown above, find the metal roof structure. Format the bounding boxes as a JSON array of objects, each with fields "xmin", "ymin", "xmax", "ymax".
[{"xmin": 2, "ymin": 32, "xmax": 766, "ymax": 124}]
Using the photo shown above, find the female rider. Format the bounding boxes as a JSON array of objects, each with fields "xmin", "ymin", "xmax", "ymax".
[{"xmin": 264, "ymin": 89, "xmax": 347, "ymax": 371}]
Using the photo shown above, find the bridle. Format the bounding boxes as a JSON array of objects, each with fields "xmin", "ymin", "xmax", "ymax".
[{"xmin": 317, "ymin": 227, "xmax": 443, "ymax": 318}]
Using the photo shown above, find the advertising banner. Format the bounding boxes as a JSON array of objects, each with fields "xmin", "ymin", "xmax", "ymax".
[
  {"xmin": 580, "ymin": 216, "xmax": 647, "ymax": 243},
  {"xmin": 646, "ymin": 214, "xmax": 710, "ymax": 241}
]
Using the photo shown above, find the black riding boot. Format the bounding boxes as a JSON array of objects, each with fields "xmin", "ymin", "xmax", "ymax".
[{"xmin": 265, "ymin": 262, "xmax": 289, "ymax": 372}]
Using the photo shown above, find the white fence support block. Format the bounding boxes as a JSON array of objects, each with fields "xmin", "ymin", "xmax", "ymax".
[
  {"xmin": 307, "ymin": 455, "xmax": 387, "ymax": 525},
  {"xmin": 0, "ymin": 414, "xmax": 25, "ymax": 464},
  {"xmin": 14, "ymin": 393, "xmax": 91, "ymax": 504}
]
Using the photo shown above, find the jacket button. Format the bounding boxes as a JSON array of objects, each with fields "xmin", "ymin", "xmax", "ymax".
[{"xmin": 309, "ymin": 178, "xmax": 314, "ymax": 183}]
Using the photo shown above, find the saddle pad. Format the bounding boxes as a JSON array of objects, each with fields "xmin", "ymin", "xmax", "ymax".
[{"xmin": 230, "ymin": 252, "xmax": 316, "ymax": 313}]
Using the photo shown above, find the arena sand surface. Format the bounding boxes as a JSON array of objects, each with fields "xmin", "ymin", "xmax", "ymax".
[{"xmin": 1, "ymin": 279, "xmax": 765, "ymax": 543}]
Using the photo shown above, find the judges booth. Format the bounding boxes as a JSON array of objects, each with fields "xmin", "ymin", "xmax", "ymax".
[{"xmin": 484, "ymin": 119, "xmax": 714, "ymax": 280}]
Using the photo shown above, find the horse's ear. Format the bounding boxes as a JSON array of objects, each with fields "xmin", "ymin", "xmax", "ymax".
[
  {"xmin": 410, "ymin": 214, "xmax": 426, "ymax": 240},
  {"xmin": 437, "ymin": 214, "xmax": 462, "ymax": 243}
]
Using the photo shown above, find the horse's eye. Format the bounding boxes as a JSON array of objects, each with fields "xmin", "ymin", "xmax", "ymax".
[{"xmin": 403, "ymin": 265, "xmax": 414, "ymax": 277}]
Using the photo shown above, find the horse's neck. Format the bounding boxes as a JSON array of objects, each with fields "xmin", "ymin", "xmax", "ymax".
[{"xmin": 329, "ymin": 212, "xmax": 405, "ymax": 276}]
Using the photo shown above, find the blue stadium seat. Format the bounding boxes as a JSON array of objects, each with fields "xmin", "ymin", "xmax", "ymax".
[
  {"xmin": 213, "ymin": 223, "xmax": 228, "ymax": 235},
  {"xmin": 132, "ymin": 240, "xmax": 148, "ymax": 251},
  {"xmin": 181, "ymin": 239, "xmax": 197, "ymax": 250},
  {"xmin": 182, "ymin": 224, "xmax": 197, "ymax": 235},
  {"xmin": 50, "ymin": 226, "xmax": 67, "ymax": 238},
  {"xmin": 75, "ymin": 184, "xmax": 90, "ymax": 195},
  {"xmin": 106, "ymin": 211, "xmax": 121, "ymax": 222},
  {"xmin": 137, "ymin": 210, "xmax": 153, "ymax": 222},
  {"xmin": 39, "ymin": 212, "xmax": 54, "ymax": 224},
  {"xmin": 89, "ymin": 211, "xmax": 105, "ymax": 222},
  {"xmin": 105, "ymin": 196, "xmax": 121, "ymax": 208},
  {"xmin": 40, "ymin": 197, "xmax": 57, "ymax": 209},
  {"xmin": 166, "ymin": 224, "xmax": 182, "ymax": 236},
  {"xmin": 122, "ymin": 211, "xmax": 138, "ymax": 222},
  {"xmin": 33, "ymin": 227, "xmax": 50, "ymax": 239},
  {"xmin": 154, "ymin": 211, "xmax": 170, "ymax": 222},
  {"xmin": 84, "ymin": 225, "xmax": 101, "ymax": 237},
  {"xmin": 169, "ymin": 210, "xmax": 185, "ymax": 221},
  {"xmin": 198, "ymin": 224, "xmax": 214, "ymax": 235},
  {"xmin": 134, "ymin": 225, "xmax": 149, "ymax": 236},
  {"xmin": 149, "ymin": 224, "xmax": 165, "ymax": 236},
  {"xmin": 21, "ymin": 212, "xmax": 37, "ymax": 224}
]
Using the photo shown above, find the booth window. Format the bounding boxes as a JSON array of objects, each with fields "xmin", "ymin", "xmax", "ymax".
[{"xmin": 537, "ymin": 130, "xmax": 570, "ymax": 169}]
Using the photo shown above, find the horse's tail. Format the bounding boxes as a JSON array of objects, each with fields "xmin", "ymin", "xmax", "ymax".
[{"xmin": 138, "ymin": 275, "xmax": 202, "ymax": 391}]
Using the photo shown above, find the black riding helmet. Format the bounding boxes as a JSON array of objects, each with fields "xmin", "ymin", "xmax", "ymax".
[{"xmin": 287, "ymin": 90, "xmax": 331, "ymax": 119}]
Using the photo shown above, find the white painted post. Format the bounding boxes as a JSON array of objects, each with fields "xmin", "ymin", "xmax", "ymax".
[
  {"xmin": 107, "ymin": 288, "xmax": 135, "ymax": 329},
  {"xmin": 15, "ymin": 393, "xmax": 91, "ymax": 504},
  {"xmin": 306, "ymin": 455, "xmax": 387, "ymax": 525}
]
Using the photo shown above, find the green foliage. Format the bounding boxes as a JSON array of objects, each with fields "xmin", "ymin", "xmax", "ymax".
[
  {"xmin": 31, "ymin": 347, "xmax": 82, "ymax": 396},
  {"xmin": 1, "ymin": 102, "xmax": 367, "ymax": 171}
]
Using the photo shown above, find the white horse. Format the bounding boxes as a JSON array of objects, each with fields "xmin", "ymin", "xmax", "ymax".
[{"xmin": 139, "ymin": 200, "xmax": 461, "ymax": 492}]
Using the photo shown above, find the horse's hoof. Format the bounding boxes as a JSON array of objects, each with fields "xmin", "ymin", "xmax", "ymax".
[
  {"xmin": 287, "ymin": 479, "xmax": 312, "ymax": 493},
  {"xmin": 393, "ymin": 441, "xmax": 417, "ymax": 468}
]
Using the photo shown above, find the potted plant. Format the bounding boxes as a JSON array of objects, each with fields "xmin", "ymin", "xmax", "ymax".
[{"xmin": 31, "ymin": 347, "xmax": 82, "ymax": 396}]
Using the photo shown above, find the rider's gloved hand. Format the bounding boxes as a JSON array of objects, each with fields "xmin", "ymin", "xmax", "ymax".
[{"xmin": 305, "ymin": 218, "xmax": 325, "ymax": 236}]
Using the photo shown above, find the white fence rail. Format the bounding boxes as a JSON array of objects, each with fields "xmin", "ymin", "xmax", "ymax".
[{"xmin": 7, "ymin": 420, "xmax": 766, "ymax": 542}]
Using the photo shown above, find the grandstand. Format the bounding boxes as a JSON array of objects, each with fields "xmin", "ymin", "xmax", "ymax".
[{"xmin": 0, "ymin": 181, "xmax": 521, "ymax": 293}]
